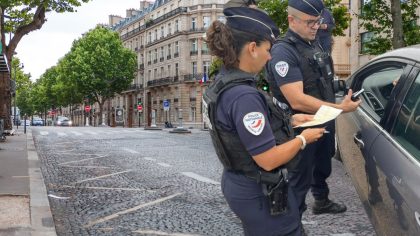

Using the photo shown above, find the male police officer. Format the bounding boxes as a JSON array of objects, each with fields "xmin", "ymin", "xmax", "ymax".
[
  {"xmin": 317, "ymin": 5, "xmax": 335, "ymax": 53},
  {"xmin": 266, "ymin": 0, "xmax": 361, "ymax": 217}
]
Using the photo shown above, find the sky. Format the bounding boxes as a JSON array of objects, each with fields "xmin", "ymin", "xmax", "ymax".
[{"xmin": 17, "ymin": 0, "xmax": 145, "ymax": 81}]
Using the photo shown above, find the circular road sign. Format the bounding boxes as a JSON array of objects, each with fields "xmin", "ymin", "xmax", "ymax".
[{"xmin": 84, "ymin": 105, "xmax": 91, "ymax": 113}]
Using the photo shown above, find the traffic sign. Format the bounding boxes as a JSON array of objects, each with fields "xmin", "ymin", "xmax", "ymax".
[
  {"xmin": 163, "ymin": 100, "xmax": 170, "ymax": 111},
  {"xmin": 85, "ymin": 105, "xmax": 91, "ymax": 113},
  {"xmin": 137, "ymin": 104, "xmax": 143, "ymax": 112}
]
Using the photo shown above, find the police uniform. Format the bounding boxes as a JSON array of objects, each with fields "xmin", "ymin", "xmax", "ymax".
[
  {"xmin": 317, "ymin": 8, "xmax": 335, "ymax": 53},
  {"xmin": 203, "ymin": 7, "xmax": 303, "ymax": 236},
  {"xmin": 266, "ymin": 0, "xmax": 345, "ymax": 217}
]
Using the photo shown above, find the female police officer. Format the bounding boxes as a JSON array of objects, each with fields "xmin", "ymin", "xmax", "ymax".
[{"xmin": 202, "ymin": 7, "xmax": 325, "ymax": 236}]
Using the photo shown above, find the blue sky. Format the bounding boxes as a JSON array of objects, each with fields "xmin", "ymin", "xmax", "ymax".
[{"xmin": 17, "ymin": 0, "xmax": 143, "ymax": 81}]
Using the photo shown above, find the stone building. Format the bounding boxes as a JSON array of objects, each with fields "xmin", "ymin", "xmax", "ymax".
[{"xmin": 95, "ymin": 0, "xmax": 227, "ymax": 128}]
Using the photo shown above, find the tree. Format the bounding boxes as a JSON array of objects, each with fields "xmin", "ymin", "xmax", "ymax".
[
  {"xmin": 258, "ymin": 0, "xmax": 350, "ymax": 36},
  {"xmin": 61, "ymin": 26, "xmax": 137, "ymax": 125},
  {"xmin": 0, "ymin": 0, "xmax": 90, "ymax": 130},
  {"xmin": 357, "ymin": 0, "xmax": 420, "ymax": 55}
]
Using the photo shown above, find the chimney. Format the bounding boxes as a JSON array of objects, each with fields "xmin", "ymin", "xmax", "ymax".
[
  {"xmin": 109, "ymin": 15, "xmax": 123, "ymax": 26},
  {"xmin": 140, "ymin": 1, "xmax": 151, "ymax": 11}
]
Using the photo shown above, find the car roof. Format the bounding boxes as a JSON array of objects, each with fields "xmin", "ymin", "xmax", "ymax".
[{"xmin": 373, "ymin": 44, "xmax": 420, "ymax": 62}]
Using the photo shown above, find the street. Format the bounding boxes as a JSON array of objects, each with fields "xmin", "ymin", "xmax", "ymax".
[{"xmin": 31, "ymin": 126, "xmax": 375, "ymax": 236}]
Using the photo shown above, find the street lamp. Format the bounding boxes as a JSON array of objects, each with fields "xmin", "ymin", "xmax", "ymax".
[{"xmin": 12, "ymin": 62, "xmax": 24, "ymax": 128}]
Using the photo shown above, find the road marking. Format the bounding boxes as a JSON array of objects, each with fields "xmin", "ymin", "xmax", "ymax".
[
  {"xmin": 181, "ymin": 172, "xmax": 219, "ymax": 185},
  {"xmin": 40, "ymin": 131, "xmax": 49, "ymax": 136},
  {"xmin": 84, "ymin": 192, "xmax": 182, "ymax": 228},
  {"xmin": 123, "ymin": 148, "xmax": 139, "ymax": 154},
  {"xmin": 59, "ymin": 155, "xmax": 107, "ymax": 165},
  {"xmin": 61, "ymin": 185, "xmax": 154, "ymax": 192},
  {"xmin": 144, "ymin": 157, "xmax": 156, "ymax": 161},
  {"xmin": 75, "ymin": 170, "xmax": 132, "ymax": 184},
  {"xmin": 302, "ymin": 220, "xmax": 317, "ymax": 225},
  {"xmin": 157, "ymin": 162, "xmax": 171, "ymax": 167},
  {"xmin": 57, "ymin": 132, "xmax": 67, "ymax": 136},
  {"xmin": 132, "ymin": 230, "xmax": 201, "ymax": 236},
  {"xmin": 60, "ymin": 165, "xmax": 112, "ymax": 169},
  {"xmin": 71, "ymin": 131, "xmax": 83, "ymax": 136}
]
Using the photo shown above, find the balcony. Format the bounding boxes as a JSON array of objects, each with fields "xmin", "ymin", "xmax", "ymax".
[
  {"xmin": 124, "ymin": 83, "xmax": 143, "ymax": 92},
  {"xmin": 183, "ymin": 73, "xmax": 203, "ymax": 82},
  {"xmin": 201, "ymin": 50, "xmax": 209, "ymax": 55},
  {"xmin": 139, "ymin": 64, "xmax": 144, "ymax": 70},
  {"xmin": 160, "ymin": 57, "xmax": 164, "ymax": 62},
  {"xmin": 167, "ymin": 55, "xmax": 171, "ymax": 60},
  {"xmin": 174, "ymin": 52, "xmax": 179, "ymax": 58},
  {"xmin": 147, "ymin": 77, "xmax": 177, "ymax": 87},
  {"xmin": 334, "ymin": 64, "xmax": 351, "ymax": 78},
  {"xmin": 189, "ymin": 27, "xmax": 206, "ymax": 33},
  {"xmin": 153, "ymin": 59, "xmax": 157, "ymax": 64},
  {"xmin": 190, "ymin": 50, "xmax": 198, "ymax": 56}
]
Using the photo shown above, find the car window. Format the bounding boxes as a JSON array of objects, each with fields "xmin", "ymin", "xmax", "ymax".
[
  {"xmin": 360, "ymin": 66, "xmax": 405, "ymax": 121},
  {"xmin": 391, "ymin": 73, "xmax": 420, "ymax": 161}
]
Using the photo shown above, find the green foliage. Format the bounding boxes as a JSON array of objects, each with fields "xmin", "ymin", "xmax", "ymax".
[
  {"xmin": 209, "ymin": 57, "xmax": 223, "ymax": 79},
  {"xmin": 258, "ymin": 0, "xmax": 350, "ymax": 37},
  {"xmin": 357, "ymin": 0, "xmax": 420, "ymax": 55}
]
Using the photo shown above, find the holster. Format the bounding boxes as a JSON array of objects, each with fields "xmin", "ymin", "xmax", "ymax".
[{"xmin": 261, "ymin": 168, "xmax": 289, "ymax": 216}]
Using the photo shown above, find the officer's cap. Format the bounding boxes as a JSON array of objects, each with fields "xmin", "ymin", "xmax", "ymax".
[
  {"xmin": 223, "ymin": 7, "xmax": 280, "ymax": 41},
  {"xmin": 288, "ymin": 0, "xmax": 324, "ymax": 17}
]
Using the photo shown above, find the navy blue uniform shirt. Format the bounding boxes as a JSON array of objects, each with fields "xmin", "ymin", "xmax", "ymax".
[
  {"xmin": 215, "ymin": 70, "xmax": 276, "ymax": 156},
  {"xmin": 267, "ymin": 30, "xmax": 317, "ymax": 89}
]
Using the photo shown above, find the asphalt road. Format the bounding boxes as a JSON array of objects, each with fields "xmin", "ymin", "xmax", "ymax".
[{"xmin": 31, "ymin": 126, "xmax": 376, "ymax": 236}]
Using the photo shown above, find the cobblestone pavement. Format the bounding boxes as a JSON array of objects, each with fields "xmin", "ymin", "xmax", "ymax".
[{"xmin": 32, "ymin": 126, "xmax": 376, "ymax": 236}]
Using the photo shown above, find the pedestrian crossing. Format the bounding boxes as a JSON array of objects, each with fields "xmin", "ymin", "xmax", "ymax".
[{"xmin": 35, "ymin": 128, "xmax": 156, "ymax": 137}]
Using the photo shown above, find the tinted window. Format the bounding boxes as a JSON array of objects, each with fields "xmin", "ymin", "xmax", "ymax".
[
  {"xmin": 392, "ymin": 73, "xmax": 420, "ymax": 161},
  {"xmin": 360, "ymin": 66, "xmax": 404, "ymax": 120}
]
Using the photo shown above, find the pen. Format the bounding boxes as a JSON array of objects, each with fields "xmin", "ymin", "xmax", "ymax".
[{"xmin": 324, "ymin": 130, "xmax": 330, "ymax": 134}]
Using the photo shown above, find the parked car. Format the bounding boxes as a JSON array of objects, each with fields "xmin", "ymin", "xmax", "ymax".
[
  {"xmin": 20, "ymin": 119, "xmax": 30, "ymax": 126},
  {"xmin": 336, "ymin": 45, "xmax": 420, "ymax": 236},
  {"xmin": 31, "ymin": 117, "xmax": 44, "ymax": 126},
  {"xmin": 55, "ymin": 116, "xmax": 72, "ymax": 126}
]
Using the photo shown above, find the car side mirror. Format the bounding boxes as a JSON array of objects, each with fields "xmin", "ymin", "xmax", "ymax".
[{"xmin": 333, "ymin": 78, "xmax": 348, "ymax": 97}]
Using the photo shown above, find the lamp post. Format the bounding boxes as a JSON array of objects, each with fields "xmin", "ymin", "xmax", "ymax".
[{"xmin": 12, "ymin": 62, "xmax": 24, "ymax": 128}]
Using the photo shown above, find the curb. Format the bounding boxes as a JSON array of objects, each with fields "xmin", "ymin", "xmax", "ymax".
[{"xmin": 27, "ymin": 130, "xmax": 57, "ymax": 236}]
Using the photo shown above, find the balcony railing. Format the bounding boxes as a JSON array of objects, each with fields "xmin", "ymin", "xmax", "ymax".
[
  {"xmin": 174, "ymin": 52, "xmax": 179, "ymax": 58},
  {"xmin": 160, "ymin": 57, "xmax": 164, "ymax": 62},
  {"xmin": 190, "ymin": 50, "xmax": 198, "ymax": 56},
  {"xmin": 147, "ymin": 77, "xmax": 177, "ymax": 87},
  {"xmin": 334, "ymin": 64, "xmax": 351, "ymax": 77},
  {"xmin": 167, "ymin": 55, "xmax": 172, "ymax": 60},
  {"xmin": 183, "ymin": 73, "xmax": 203, "ymax": 82}
]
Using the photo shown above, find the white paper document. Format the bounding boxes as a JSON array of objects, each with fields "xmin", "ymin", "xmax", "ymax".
[{"xmin": 294, "ymin": 105, "xmax": 343, "ymax": 128}]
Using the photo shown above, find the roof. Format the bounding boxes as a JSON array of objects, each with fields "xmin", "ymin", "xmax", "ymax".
[{"xmin": 374, "ymin": 44, "xmax": 420, "ymax": 62}]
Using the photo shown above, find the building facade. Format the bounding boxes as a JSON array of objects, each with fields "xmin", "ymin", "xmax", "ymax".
[{"xmin": 87, "ymin": 0, "xmax": 227, "ymax": 128}]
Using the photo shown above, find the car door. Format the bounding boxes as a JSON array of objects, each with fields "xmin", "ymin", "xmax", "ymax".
[
  {"xmin": 336, "ymin": 58, "xmax": 414, "ymax": 236},
  {"xmin": 368, "ymin": 67, "xmax": 420, "ymax": 235}
]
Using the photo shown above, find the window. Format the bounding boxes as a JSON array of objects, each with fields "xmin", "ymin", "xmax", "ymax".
[
  {"xmin": 175, "ymin": 20, "xmax": 179, "ymax": 32},
  {"xmin": 192, "ymin": 62, "xmax": 197, "ymax": 75},
  {"xmin": 392, "ymin": 73, "xmax": 420, "ymax": 161},
  {"xmin": 160, "ymin": 46, "xmax": 164, "ymax": 59},
  {"xmin": 203, "ymin": 16, "xmax": 211, "ymax": 29},
  {"xmin": 203, "ymin": 61, "xmax": 210, "ymax": 75},
  {"xmin": 190, "ymin": 39, "xmax": 198, "ymax": 54},
  {"xmin": 360, "ymin": 32, "xmax": 374, "ymax": 54},
  {"xmin": 175, "ymin": 63, "xmax": 179, "ymax": 76},
  {"xmin": 160, "ymin": 67, "xmax": 164, "ymax": 77},
  {"xmin": 168, "ymin": 65, "xmax": 171, "ymax": 76},
  {"xmin": 360, "ymin": 0, "xmax": 371, "ymax": 16},
  {"xmin": 154, "ymin": 68, "xmax": 157, "ymax": 78},
  {"xmin": 148, "ymin": 32, "xmax": 152, "ymax": 43},
  {"xmin": 191, "ymin": 17, "xmax": 196, "ymax": 30},
  {"xmin": 202, "ymin": 41, "xmax": 209, "ymax": 54},
  {"xmin": 359, "ymin": 65, "xmax": 405, "ymax": 120},
  {"xmin": 161, "ymin": 26, "xmax": 164, "ymax": 38},
  {"xmin": 154, "ymin": 29, "xmax": 158, "ymax": 41},
  {"xmin": 168, "ymin": 23, "xmax": 172, "ymax": 34},
  {"xmin": 154, "ymin": 49, "xmax": 158, "ymax": 62},
  {"xmin": 167, "ymin": 44, "xmax": 172, "ymax": 56}
]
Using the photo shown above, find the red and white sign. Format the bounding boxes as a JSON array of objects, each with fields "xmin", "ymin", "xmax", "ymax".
[
  {"xmin": 85, "ymin": 105, "xmax": 91, "ymax": 113},
  {"xmin": 137, "ymin": 105, "xmax": 143, "ymax": 112}
]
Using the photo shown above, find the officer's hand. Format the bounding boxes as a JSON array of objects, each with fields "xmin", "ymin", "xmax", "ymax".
[
  {"xmin": 340, "ymin": 89, "xmax": 361, "ymax": 113},
  {"xmin": 301, "ymin": 128, "xmax": 325, "ymax": 144},
  {"xmin": 291, "ymin": 114, "xmax": 314, "ymax": 127}
]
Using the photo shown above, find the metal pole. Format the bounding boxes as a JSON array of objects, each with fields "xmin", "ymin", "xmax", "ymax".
[
  {"xmin": 24, "ymin": 115, "xmax": 27, "ymax": 134},
  {"xmin": 13, "ymin": 66, "xmax": 16, "ymax": 128}
]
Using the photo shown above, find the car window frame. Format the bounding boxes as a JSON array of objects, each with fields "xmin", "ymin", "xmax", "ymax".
[{"xmin": 349, "ymin": 58, "xmax": 415, "ymax": 126}]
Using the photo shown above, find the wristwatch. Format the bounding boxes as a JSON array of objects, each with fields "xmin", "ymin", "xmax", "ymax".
[{"xmin": 296, "ymin": 135, "xmax": 306, "ymax": 150}]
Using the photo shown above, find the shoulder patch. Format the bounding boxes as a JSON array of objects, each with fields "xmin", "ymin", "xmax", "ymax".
[
  {"xmin": 243, "ymin": 112, "xmax": 265, "ymax": 136},
  {"xmin": 275, "ymin": 61, "xmax": 289, "ymax": 77}
]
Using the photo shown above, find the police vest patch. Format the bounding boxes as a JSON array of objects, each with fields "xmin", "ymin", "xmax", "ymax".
[
  {"xmin": 243, "ymin": 112, "xmax": 265, "ymax": 135},
  {"xmin": 275, "ymin": 61, "xmax": 289, "ymax": 77}
]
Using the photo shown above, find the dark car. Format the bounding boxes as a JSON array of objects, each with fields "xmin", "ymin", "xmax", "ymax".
[
  {"xmin": 336, "ymin": 45, "xmax": 420, "ymax": 236},
  {"xmin": 32, "ymin": 117, "xmax": 44, "ymax": 126},
  {"xmin": 55, "ymin": 116, "xmax": 72, "ymax": 126}
]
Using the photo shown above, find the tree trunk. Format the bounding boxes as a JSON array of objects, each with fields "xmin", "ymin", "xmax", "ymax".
[{"xmin": 390, "ymin": 0, "xmax": 405, "ymax": 49}]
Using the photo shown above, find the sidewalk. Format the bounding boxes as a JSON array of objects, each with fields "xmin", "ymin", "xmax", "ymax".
[{"xmin": 0, "ymin": 128, "xmax": 56, "ymax": 236}]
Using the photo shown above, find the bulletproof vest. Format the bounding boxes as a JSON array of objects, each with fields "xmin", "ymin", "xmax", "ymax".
[
  {"xmin": 202, "ymin": 69, "xmax": 297, "ymax": 174},
  {"xmin": 268, "ymin": 36, "xmax": 335, "ymax": 114}
]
